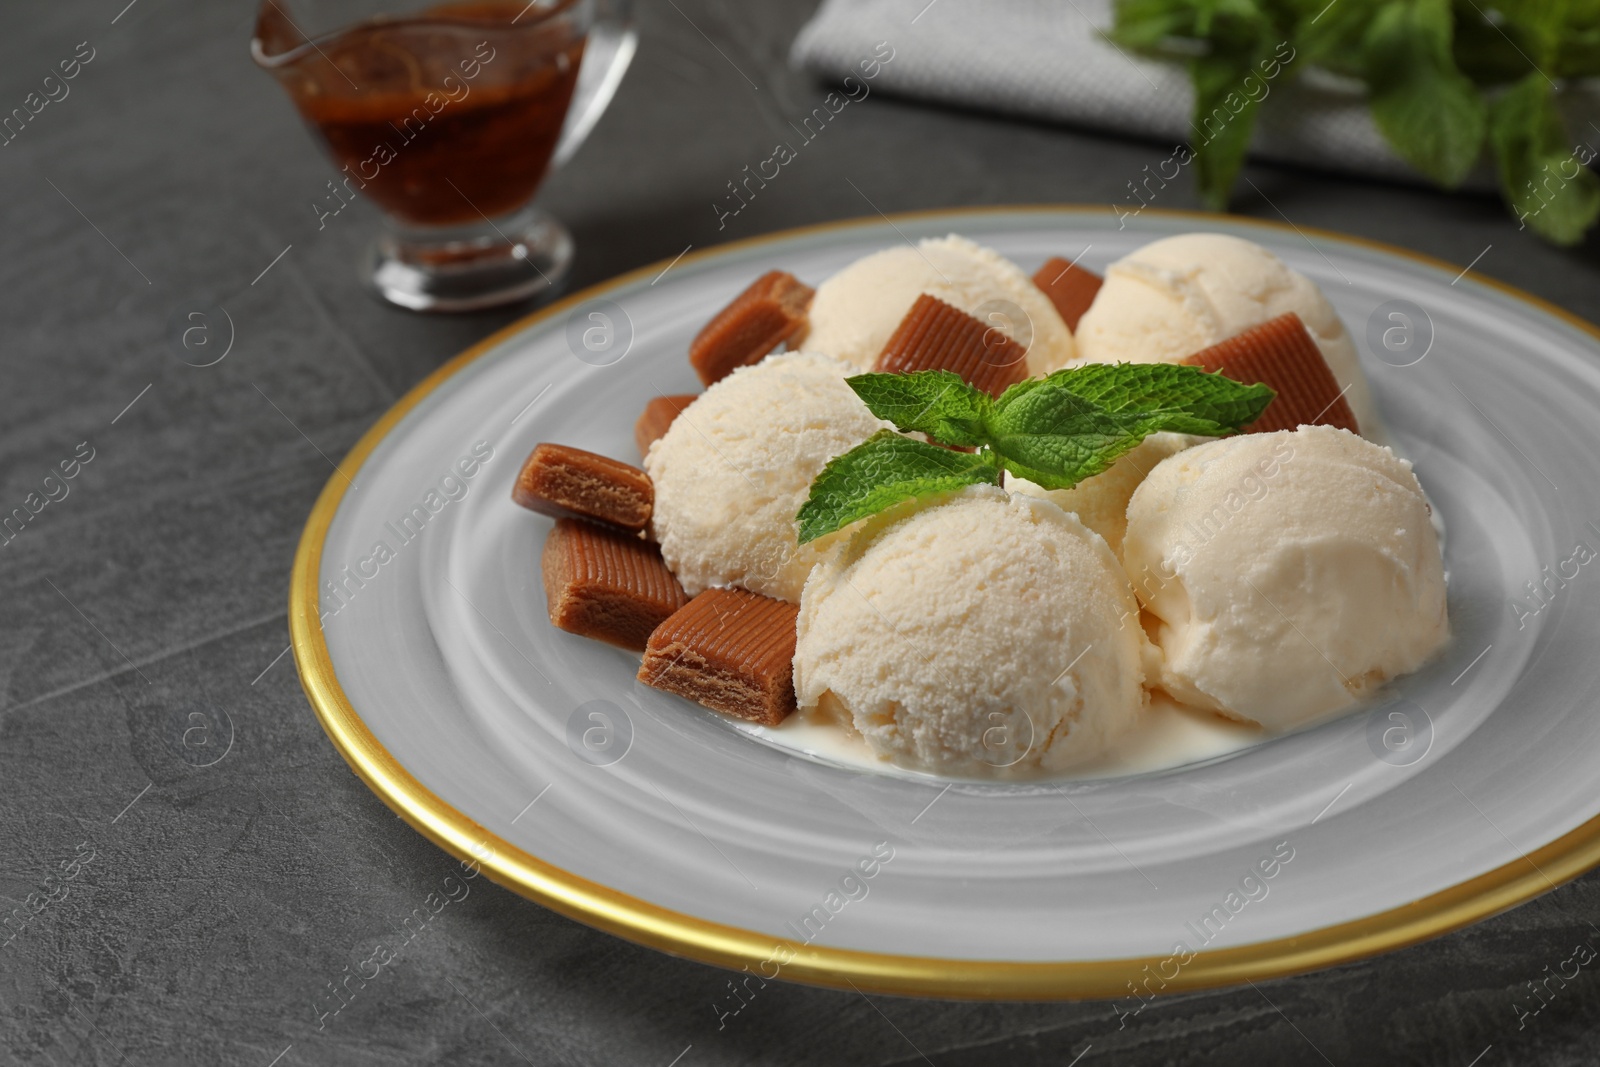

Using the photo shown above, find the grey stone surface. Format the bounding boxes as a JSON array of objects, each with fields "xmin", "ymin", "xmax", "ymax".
[{"xmin": 2, "ymin": 0, "xmax": 1599, "ymax": 1064}]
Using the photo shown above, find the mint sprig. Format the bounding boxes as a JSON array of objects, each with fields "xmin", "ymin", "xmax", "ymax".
[
  {"xmin": 1109, "ymin": 0, "xmax": 1600, "ymax": 246},
  {"xmin": 795, "ymin": 365, "xmax": 1273, "ymax": 543}
]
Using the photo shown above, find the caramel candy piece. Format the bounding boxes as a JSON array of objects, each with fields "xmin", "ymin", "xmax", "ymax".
[
  {"xmin": 873, "ymin": 294, "xmax": 1028, "ymax": 398},
  {"xmin": 1179, "ymin": 313, "xmax": 1359, "ymax": 435},
  {"xmin": 688, "ymin": 271, "xmax": 814, "ymax": 386},
  {"xmin": 513, "ymin": 443, "xmax": 653, "ymax": 531},
  {"xmin": 1032, "ymin": 256, "xmax": 1102, "ymax": 332},
  {"xmin": 638, "ymin": 588, "xmax": 799, "ymax": 725},
  {"xmin": 542, "ymin": 518, "xmax": 688, "ymax": 651},
  {"xmin": 635, "ymin": 394, "xmax": 698, "ymax": 459}
]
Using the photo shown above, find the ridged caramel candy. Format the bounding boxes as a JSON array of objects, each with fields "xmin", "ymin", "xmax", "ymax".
[
  {"xmin": 635, "ymin": 394, "xmax": 698, "ymax": 459},
  {"xmin": 688, "ymin": 271, "xmax": 814, "ymax": 386},
  {"xmin": 513, "ymin": 443, "xmax": 653, "ymax": 530},
  {"xmin": 638, "ymin": 588, "xmax": 799, "ymax": 725},
  {"xmin": 542, "ymin": 518, "xmax": 688, "ymax": 651},
  {"xmin": 872, "ymin": 294, "xmax": 1028, "ymax": 398},
  {"xmin": 1180, "ymin": 313, "xmax": 1360, "ymax": 435},
  {"xmin": 1031, "ymin": 256, "xmax": 1102, "ymax": 332}
]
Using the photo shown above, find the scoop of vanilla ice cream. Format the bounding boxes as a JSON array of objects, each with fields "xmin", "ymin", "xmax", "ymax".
[
  {"xmin": 1006, "ymin": 432, "xmax": 1200, "ymax": 556},
  {"xmin": 805, "ymin": 235, "xmax": 1075, "ymax": 376},
  {"xmin": 794, "ymin": 485, "xmax": 1147, "ymax": 775},
  {"xmin": 1122, "ymin": 425, "xmax": 1447, "ymax": 731},
  {"xmin": 646, "ymin": 352, "xmax": 891, "ymax": 602},
  {"xmin": 1074, "ymin": 233, "xmax": 1383, "ymax": 439}
]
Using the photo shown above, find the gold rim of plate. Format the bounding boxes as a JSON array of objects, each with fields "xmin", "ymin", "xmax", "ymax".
[{"xmin": 289, "ymin": 205, "xmax": 1600, "ymax": 1000}]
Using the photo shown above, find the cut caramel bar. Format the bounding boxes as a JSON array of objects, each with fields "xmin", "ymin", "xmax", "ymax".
[
  {"xmin": 513, "ymin": 443, "xmax": 653, "ymax": 530},
  {"xmin": 688, "ymin": 271, "xmax": 814, "ymax": 386},
  {"xmin": 1032, "ymin": 256, "xmax": 1102, "ymax": 332},
  {"xmin": 638, "ymin": 588, "xmax": 799, "ymax": 725},
  {"xmin": 542, "ymin": 518, "xmax": 688, "ymax": 651},
  {"xmin": 1180, "ymin": 313, "xmax": 1360, "ymax": 435},
  {"xmin": 873, "ymin": 294, "xmax": 1028, "ymax": 398},
  {"xmin": 635, "ymin": 394, "xmax": 698, "ymax": 459}
]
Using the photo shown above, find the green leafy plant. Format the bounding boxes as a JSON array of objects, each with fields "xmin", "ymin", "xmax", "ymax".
[
  {"xmin": 1109, "ymin": 0, "xmax": 1600, "ymax": 245},
  {"xmin": 795, "ymin": 366, "xmax": 1274, "ymax": 544}
]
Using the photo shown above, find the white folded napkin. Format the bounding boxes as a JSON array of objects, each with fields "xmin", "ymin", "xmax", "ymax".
[{"xmin": 791, "ymin": 0, "xmax": 1524, "ymax": 193}]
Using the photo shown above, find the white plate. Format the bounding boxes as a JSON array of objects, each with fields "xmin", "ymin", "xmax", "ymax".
[{"xmin": 291, "ymin": 207, "xmax": 1600, "ymax": 998}]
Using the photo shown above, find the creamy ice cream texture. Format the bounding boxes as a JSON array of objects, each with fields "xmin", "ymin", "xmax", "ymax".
[
  {"xmin": 805, "ymin": 235, "xmax": 1075, "ymax": 377},
  {"xmin": 1073, "ymin": 233, "xmax": 1384, "ymax": 438},
  {"xmin": 1007, "ymin": 432, "xmax": 1199, "ymax": 557},
  {"xmin": 1122, "ymin": 425, "xmax": 1447, "ymax": 731},
  {"xmin": 645, "ymin": 351, "xmax": 890, "ymax": 603},
  {"xmin": 794, "ymin": 486, "xmax": 1147, "ymax": 775}
]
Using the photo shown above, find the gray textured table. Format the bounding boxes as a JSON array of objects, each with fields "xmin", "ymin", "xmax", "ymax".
[{"xmin": 3, "ymin": 1, "xmax": 1599, "ymax": 1064}]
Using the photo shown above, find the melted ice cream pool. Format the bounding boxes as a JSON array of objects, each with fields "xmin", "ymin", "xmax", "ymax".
[{"xmin": 736, "ymin": 691, "xmax": 1265, "ymax": 782}]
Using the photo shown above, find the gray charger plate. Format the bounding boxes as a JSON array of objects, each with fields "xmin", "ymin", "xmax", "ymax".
[{"xmin": 290, "ymin": 207, "xmax": 1600, "ymax": 998}]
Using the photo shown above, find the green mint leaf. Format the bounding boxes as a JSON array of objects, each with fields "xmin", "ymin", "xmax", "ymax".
[
  {"xmin": 1489, "ymin": 73, "xmax": 1600, "ymax": 246},
  {"xmin": 1363, "ymin": 0, "xmax": 1487, "ymax": 188},
  {"xmin": 1549, "ymin": 0, "xmax": 1600, "ymax": 79},
  {"xmin": 1105, "ymin": 0, "xmax": 1201, "ymax": 52},
  {"xmin": 1557, "ymin": 32, "xmax": 1600, "ymax": 81},
  {"xmin": 1109, "ymin": 0, "xmax": 1286, "ymax": 210},
  {"xmin": 795, "ymin": 431, "xmax": 998, "ymax": 544},
  {"xmin": 1191, "ymin": 2, "xmax": 1279, "ymax": 211},
  {"xmin": 1451, "ymin": 1, "xmax": 1544, "ymax": 83},
  {"xmin": 1294, "ymin": 0, "xmax": 1386, "ymax": 77},
  {"xmin": 987, "ymin": 364, "xmax": 1274, "ymax": 490},
  {"xmin": 1478, "ymin": 0, "xmax": 1563, "ymax": 72},
  {"xmin": 1485, "ymin": 1, "xmax": 1600, "ymax": 81},
  {"xmin": 1190, "ymin": 45, "xmax": 1274, "ymax": 210},
  {"xmin": 997, "ymin": 362, "xmax": 1276, "ymax": 432},
  {"xmin": 845, "ymin": 371, "xmax": 993, "ymax": 448}
]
